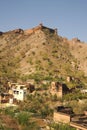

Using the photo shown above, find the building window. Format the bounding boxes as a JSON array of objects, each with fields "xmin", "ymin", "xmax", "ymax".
[
  {"xmin": 17, "ymin": 91, "xmax": 19, "ymax": 94},
  {"xmin": 14, "ymin": 91, "xmax": 19, "ymax": 95}
]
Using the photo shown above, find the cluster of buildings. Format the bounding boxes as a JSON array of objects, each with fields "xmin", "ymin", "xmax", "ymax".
[
  {"xmin": 0, "ymin": 79, "xmax": 70, "ymax": 105},
  {"xmin": 50, "ymin": 80, "xmax": 87, "ymax": 130},
  {"xmin": 0, "ymin": 80, "xmax": 87, "ymax": 130},
  {"xmin": 0, "ymin": 82, "xmax": 35, "ymax": 106}
]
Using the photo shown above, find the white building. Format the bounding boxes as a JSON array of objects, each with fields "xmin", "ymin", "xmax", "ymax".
[{"xmin": 12, "ymin": 84, "xmax": 27, "ymax": 101}]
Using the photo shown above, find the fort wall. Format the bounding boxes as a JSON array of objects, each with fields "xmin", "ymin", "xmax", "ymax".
[{"xmin": 24, "ymin": 23, "xmax": 58, "ymax": 35}]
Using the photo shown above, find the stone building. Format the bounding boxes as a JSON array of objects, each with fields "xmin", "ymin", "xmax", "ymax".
[
  {"xmin": 54, "ymin": 106, "xmax": 74, "ymax": 123},
  {"xmin": 50, "ymin": 82, "xmax": 69, "ymax": 98},
  {"xmin": 54, "ymin": 106, "xmax": 87, "ymax": 130}
]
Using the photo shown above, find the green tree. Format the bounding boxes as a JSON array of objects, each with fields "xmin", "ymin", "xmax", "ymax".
[{"xmin": 17, "ymin": 112, "xmax": 29, "ymax": 125}]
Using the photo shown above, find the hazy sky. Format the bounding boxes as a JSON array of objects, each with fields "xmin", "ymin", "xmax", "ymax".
[{"xmin": 0, "ymin": 0, "xmax": 87, "ymax": 42}]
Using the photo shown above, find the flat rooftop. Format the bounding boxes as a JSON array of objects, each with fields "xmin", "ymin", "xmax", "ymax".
[{"xmin": 56, "ymin": 106, "xmax": 74, "ymax": 115}]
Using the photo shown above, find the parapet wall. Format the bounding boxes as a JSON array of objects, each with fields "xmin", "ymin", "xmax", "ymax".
[{"xmin": 2, "ymin": 24, "xmax": 58, "ymax": 36}]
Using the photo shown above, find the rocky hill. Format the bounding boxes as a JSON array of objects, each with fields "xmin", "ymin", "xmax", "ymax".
[
  {"xmin": 0, "ymin": 24, "xmax": 87, "ymax": 82},
  {"xmin": 68, "ymin": 38, "xmax": 87, "ymax": 76}
]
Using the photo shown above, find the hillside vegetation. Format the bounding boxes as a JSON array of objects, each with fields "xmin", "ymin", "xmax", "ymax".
[
  {"xmin": 0, "ymin": 24, "xmax": 87, "ymax": 83},
  {"xmin": 0, "ymin": 24, "xmax": 87, "ymax": 130}
]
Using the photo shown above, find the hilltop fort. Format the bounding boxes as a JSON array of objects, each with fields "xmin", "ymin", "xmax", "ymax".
[{"xmin": 24, "ymin": 23, "xmax": 58, "ymax": 35}]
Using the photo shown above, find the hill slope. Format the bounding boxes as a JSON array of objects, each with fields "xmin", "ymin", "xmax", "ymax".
[
  {"xmin": 0, "ymin": 24, "xmax": 87, "ymax": 82},
  {"xmin": 68, "ymin": 38, "xmax": 87, "ymax": 76}
]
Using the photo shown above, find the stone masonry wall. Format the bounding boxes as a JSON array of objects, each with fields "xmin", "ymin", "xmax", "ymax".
[{"xmin": 54, "ymin": 112, "xmax": 71, "ymax": 123}]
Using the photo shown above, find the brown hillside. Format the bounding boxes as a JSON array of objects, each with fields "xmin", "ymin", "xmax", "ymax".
[
  {"xmin": 68, "ymin": 38, "xmax": 87, "ymax": 76},
  {"xmin": 0, "ymin": 24, "xmax": 86, "ymax": 82}
]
